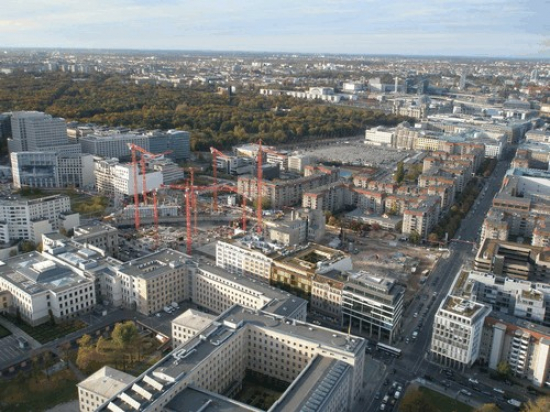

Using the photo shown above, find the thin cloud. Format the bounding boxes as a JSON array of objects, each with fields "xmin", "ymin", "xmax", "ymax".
[{"xmin": 1, "ymin": 0, "xmax": 548, "ymax": 57}]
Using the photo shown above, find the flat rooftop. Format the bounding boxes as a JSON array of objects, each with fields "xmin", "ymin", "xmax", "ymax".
[
  {"xmin": 101, "ymin": 305, "xmax": 364, "ymax": 411},
  {"xmin": 197, "ymin": 263, "xmax": 307, "ymax": 317},
  {"xmin": 0, "ymin": 251, "xmax": 92, "ymax": 295},
  {"xmin": 166, "ymin": 386, "xmax": 261, "ymax": 412},
  {"xmin": 118, "ymin": 249, "xmax": 191, "ymax": 279},
  {"xmin": 442, "ymin": 295, "xmax": 487, "ymax": 318},
  {"xmin": 271, "ymin": 356, "xmax": 349, "ymax": 412}
]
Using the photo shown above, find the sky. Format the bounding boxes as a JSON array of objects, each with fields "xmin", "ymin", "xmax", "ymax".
[{"xmin": 2, "ymin": 0, "xmax": 549, "ymax": 58}]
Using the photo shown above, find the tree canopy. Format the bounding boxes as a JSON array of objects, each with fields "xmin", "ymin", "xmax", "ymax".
[
  {"xmin": 522, "ymin": 396, "xmax": 550, "ymax": 412},
  {"xmin": 0, "ymin": 72, "xmax": 411, "ymax": 150}
]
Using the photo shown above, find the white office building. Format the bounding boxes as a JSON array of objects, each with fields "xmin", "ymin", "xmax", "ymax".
[
  {"xmin": 0, "ymin": 195, "xmax": 79, "ymax": 244},
  {"xmin": 7, "ymin": 111, "xmax": 79, "ymax": 154},
  {"xmin": 0, "ymin": 250, "xmax": 96, "ymax": 325},
  {"xmin": 11, "ymin": 151, "xmax": 94, "ymax": 189},
  {"xmin": 342, "ymin": 271, "xmax": 405, "ymax": 344},
  {"xmin": 430, "ymin": 295, "xmax": 492, "ymax": 370},
  {"xmin": 80, "ymin": 130, "xmax": 190, "ymax": 161},
  {"xmin": 365, "ymin": 126, "xmax": 396, "ymax": 147},
  {"xmin": 94, "ymin": 159, "xmax": 163, "ymax": 196},
  {"xmin": 216, "ymin": 237, "xmax": 277, "ymax": 282}
]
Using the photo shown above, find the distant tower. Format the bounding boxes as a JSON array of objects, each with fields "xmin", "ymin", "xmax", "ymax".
[
  {"xmin": 9, "ymin": 111, "xmax": 69, "ymax": 153},
  {"xmin": 530, "ymin": 69, "xmax": 539, "ymax": 84},
  {"xmin": 459, "ymin": 72, "xmax": 467, "ymax": 90},
  {"xmin": 394, "ymin": 77, "xmax": 399, "ymax": 94}
]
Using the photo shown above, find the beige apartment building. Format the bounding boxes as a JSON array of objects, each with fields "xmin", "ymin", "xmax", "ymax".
[
  {"xmin": 87, "ymin": 305, "xmax": 366, "ymax": 412},
  {"xmin": 78, "ymin": 366, "xmax": 134, "ymax": 412},
  {"xmin": 237, "ymin": 167, "xmax": 339, "ymax": 208}
]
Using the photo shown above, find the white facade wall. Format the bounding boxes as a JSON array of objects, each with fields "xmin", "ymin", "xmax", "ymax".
[
  {"xmin": 216, "ymin": 240, "xmax": 273, "ymax": 282},
  {"xmin": 0, "ymin": 195, "xmax": 78, "ymax": 243},
  {"xmin": 365, "ymin": 127, "xmax": 395, "ymax": 147}
]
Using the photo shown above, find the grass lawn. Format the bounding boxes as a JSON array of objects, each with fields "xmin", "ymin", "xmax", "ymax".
[
  {"xmin": 71, "ymin": 194, "xmax": 109, "ymax": 217},
  {"xmin": 1, "ymin": 315, "xmax": 86, "ymax": 344},
  {"xmin": 0, "ymin": 324, "xmax": 11, "ymax": 339},
  {"xmin": 0, "ymin": 368, "xmax": 78, "ymax": 412},
  {"xmin": 418, "ymin": 386, "xmax": 473, "ymax": 412}
]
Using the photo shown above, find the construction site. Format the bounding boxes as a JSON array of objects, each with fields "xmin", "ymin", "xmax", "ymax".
[{"xmin": 104, "ymin": 140, "xmax": 443, "ymax": 311}]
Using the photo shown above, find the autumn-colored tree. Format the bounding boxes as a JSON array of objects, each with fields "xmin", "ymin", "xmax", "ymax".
[
  {"xmin": 522, "ymin": 396, "xmax": 550, "ymax": 412},
  {"xmin": 496, "ymin": 361, "xmax": 511, "ymax": 379},
  {"xmin": 476, "ymin": 404, "xmax": 500, "ymax": 412},
  {"xmin": 111, "ymin": 321, "xmax": 141, "ymax": 367}
]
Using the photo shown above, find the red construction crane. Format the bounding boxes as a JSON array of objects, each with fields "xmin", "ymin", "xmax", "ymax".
[
  {"xmin": 127, "ymin": 143, "xmax": 172, "ymax": 205},
  {"xmin": 256, "ymin": 140, "xmax": 263, "ymax": 234},
  {"xmin": 163, "ymin": 182, "xmax": 251, "ymax": 254},
  {"xmin": 210, "ymin": 147, "xmax": 232, "ymax": 212},
  {"xmin": 163, "ymin": 183, "xmax": 194, "ymax": 255},
  {"xmin": 131, "ymin": 146, "xmax": 141, "ymax": 230},
  {"xmin": 189, "ymin": 168, "xmax": 198, "ymax": 236},
  {"xmin": 221, "ymin": 185, "xmax": 248, "ymax": 231},
  {"xmin": 152, "ymin": 189, "xmax": 159, "ymax": 249}
]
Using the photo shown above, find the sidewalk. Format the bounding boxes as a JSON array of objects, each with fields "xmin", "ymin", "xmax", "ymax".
[{"xmin": 410, "ymin": 378, "xmax": 483, "ymax": 410}]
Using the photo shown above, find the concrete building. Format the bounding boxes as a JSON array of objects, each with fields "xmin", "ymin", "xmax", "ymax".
[
  {"xmin": 94, "ymin": 158, "xmax": 163, "ymax": 196},
  {"xmin": 216, "ymin": 237, "xmax": 277, "ymax": 282},
  {"xmin": 264, "ymin": 207, "xmax": 326, "ymax": 246},
  {"xmin": 474, "ymin": 239, "xmax": 550, "ymax": 281},
  {"xmin": 80, "ymin": 130, "xmax": 190, "ymax": 161},
  {"xmin": 287, "ymin": 153, "xmax": 317, "ymax": 174},
  {"xmin": 172, "ymin": 309, "xmax": 216, "ymax": 347},
  {"xmin": 148, "ymin": 158, "xmax": 184, "ymax": 184},
  {"xmin": 237, "ymin": 167, "xmax": 340, "ymax": 209},
  {"xmin": 365, "ymin": 126, "xmax": 395, "ymax": 147},
  {"xmin": 73, "ymin": 224, "xmax": 119, "ymax": 258},
  {"xmin": 89, "ymin": 305, "xmax": 366, "ymax": 412},
  {"xmin": 430, "ymin": 294, "xmax": 492, "ymax": 370},
  {"xmin": 8, "ymin": 111, "xmax": 79, "ymax": 154},
  {"xmin": 0, "ymin": 250, "xmax": 96, "ymax": 325},
  {"xmin": 402, "ymin": 197, "xmax": 441, "ymax": 240},
  {"xmin": 0, "ymin": 195, "xmax": 79, "ymax": 244},
  {"xmin": 191, "ymin": 263, "xmax": 307, "ymax": 321},
  {"xmin": 115, "ymin": 249, "xmax": 190, "ymax": 315},
  {"xmin": 271, "ymin": 243, "xmax": 352, "ymax": 297},
  {"xmin": 302, "ymin": 182, "xmax": 350, "ymax": 213},
  {"xmin": 342, "ymin": 271, "xmax": 405, "ymax": 344},
  {"xmin": 480, "ymin": 315, "xmax": 550, "ymax": 387},
  {"xmin": 11, "ymin": 151, "xmax": 95, "ymax": 189},
  {"xmin": 78, "ymin": 366, "xmax": 134, "ymax": 412},
  {"xmin": 433, "ymin": 267, "xmax": 550, "ymax": 386}
]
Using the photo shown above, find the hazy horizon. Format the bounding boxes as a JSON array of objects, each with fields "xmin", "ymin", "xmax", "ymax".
[{"xmin": 2, "ymin": 0, "xmax": 549, "ymax": 58}]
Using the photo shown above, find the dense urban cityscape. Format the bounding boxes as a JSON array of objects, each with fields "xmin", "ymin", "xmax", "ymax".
[{"xmin": 0, "ymin": 37, "xmax": 550, "ymax": 412}]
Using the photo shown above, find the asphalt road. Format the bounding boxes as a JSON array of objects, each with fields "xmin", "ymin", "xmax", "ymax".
[{"xmin": 362, "ymin": 154, "xmax": 515, "ymax": 412}]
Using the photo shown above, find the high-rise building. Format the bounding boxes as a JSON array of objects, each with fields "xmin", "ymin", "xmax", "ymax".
[{"xmin": 8, "ymin": 111, "xmax": 77, "ymax": 153}]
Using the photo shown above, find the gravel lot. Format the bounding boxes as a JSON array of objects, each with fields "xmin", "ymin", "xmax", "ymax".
[{"xmin": 303, "ymin": 141, "xmax": 411, "ymax": 167}]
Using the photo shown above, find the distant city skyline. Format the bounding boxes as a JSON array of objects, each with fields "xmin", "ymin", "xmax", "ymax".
[{"xmin": 2, "ymin": 0, "xmax": 549, "ymax": 58}]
